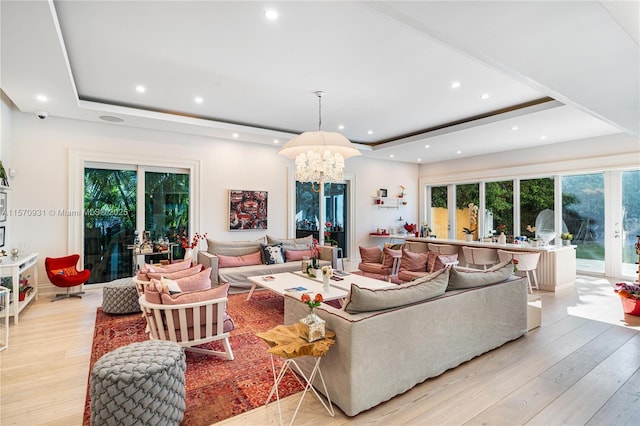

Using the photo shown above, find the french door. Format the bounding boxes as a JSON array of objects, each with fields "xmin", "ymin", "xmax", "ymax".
[{"xmin": 83, "ymin": 164, "xmax": 190, "ymax": 284}]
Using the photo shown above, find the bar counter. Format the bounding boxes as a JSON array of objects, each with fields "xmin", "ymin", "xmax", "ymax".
[{"xmin": 405, "ymin": 237, "xmax": 576, "ymax": 292}]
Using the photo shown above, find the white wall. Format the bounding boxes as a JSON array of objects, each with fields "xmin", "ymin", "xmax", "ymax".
[{"xmin": 6, "ymin": 109, "xmax": 420, "ymax": 291}]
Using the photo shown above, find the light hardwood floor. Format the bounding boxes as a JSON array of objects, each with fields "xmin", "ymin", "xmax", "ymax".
[{"xmin": 1, "ymin": 272, "xmax": 639, "ymax": 425}]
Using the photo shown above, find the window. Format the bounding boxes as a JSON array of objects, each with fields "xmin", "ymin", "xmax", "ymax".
[
  {"xmin": 485, "ymin": 180, "xmax": 514, "ymax": 238},
  {"xmin": 455, "ymin": 183, "xmax": 479, "ymax": 240},
  {"xmin": 430, "ymin": 186, "xmax": 448, "ymax": 238},
  {"xmin": 520, "ymin": 177, "xmax": 555, "ymax": 237}
]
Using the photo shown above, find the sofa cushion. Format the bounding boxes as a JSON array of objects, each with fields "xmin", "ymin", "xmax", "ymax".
[
  {"xmin": 360, "ymin": 246, "xmax": 382, "ymax": 263},
  {"xmin": 206, "ymin": 238, "xmax": 265, "ymax": 256},
  {"xmin": 146, "ymin": 258, "xmax": 192, "ymax": 273},
  {"xmin": 434, "ymin": 253, "xmax": 459, "ymax": 271},
  {"xmin": 146, "ymin": 264, "xmax": 204, "ymax": 281},
  {"xmin": 285, "ymin": 249, "xmax": 313, "ymax": 262},
  {"xmin": 382, "ymin": 247, "xmax": 402, "ymax": 269},
  {"xmin": 267, "ymin": 235, "xmax": 313, "ymax": 250},
  {"xmin": 173, "ymin": 267, "xmax": 212, "ymax": 292},
  {"xmin": 261, "ymin": 243, "xmax": 285, "ymax": 264},
  {"xmin": 343, "ymin": 268, "xmax": 450, "ymax": 313},
  {"xmin": 447, "ymin": 260, "xmax": 513, "ymax": 289},
  {"xmin": 399, "ymin": 248, "xmax": 429, "ymax": 272},
  {"xmin": 160, "ymin": 276, "xmax": 182, "ymax": 294},
  {"xmin": 160, "ymin": 283, "xmax": 234, "ymax": 333},
  {"xmin": 217, "ymin": 251, "xmax": 262, "ymax": 268}
]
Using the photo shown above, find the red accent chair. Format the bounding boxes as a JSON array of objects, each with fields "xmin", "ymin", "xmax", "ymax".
[{"xmin": 45, "ymin": 254, "xmax": 90, "ymax": 302}]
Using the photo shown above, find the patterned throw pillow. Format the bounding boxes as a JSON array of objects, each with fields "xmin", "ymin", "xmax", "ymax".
[
  {"xmin": 52, "ymin": 266, "xmax": 78, "ymax": 276},
  {"xmin": 261, "ymin": 243, "xmax": 285, "ymax": 265}
]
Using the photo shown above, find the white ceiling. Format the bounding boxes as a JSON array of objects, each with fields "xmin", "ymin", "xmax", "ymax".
[{"xmin": 1, "ymin": 1, "xmax": 638, "ymax": 164}]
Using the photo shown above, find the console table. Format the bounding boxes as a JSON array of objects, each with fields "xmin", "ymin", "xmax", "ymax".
[{"xmin": 0, "ymin": 253, "xmax": 39, "ymax": 324}]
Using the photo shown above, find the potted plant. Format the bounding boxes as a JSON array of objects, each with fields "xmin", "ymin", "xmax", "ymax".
[
  {"xmin": 462, "ymin": 228, "xmax": 475, "ymax": 242},
  {"xmin": 615, "ymin": 282, "xmax": 640, "ymax": 316},
  {"xmin": 560, "ymin": 232, "xmax": 573, "ymax": 246},
  {"xmin": 528, "ymin": 237, "xmax": 540, "ymax": 248}
]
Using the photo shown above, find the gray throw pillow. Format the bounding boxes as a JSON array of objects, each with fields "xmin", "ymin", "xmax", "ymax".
[
  {"xmin": 207, "ymin": 238, "xmax": 265, "ymax": 256},
  {"xmin": 343, "ymin": 268, "xmax": 449, "ymax": 314},
  {"xmin": 447, "ymin": 259, "xmax": 513, "ymax": 289},
  {"xmin": 267, "ymin": 235, "xmax": 313, "ymax": 250}
]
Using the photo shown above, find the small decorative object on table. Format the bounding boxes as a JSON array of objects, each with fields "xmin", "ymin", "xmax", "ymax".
[
  {"xmin": 321, "ymin": 266, "xmax": 333, "ymax": 292},
  {"xmin": 299, "ymin": 293, "xmax": 326, "ymax": 342},
  {"xmin": 496, "ymin": 225, "xmax": 507, "ymax": 245},
  {"xmin": 306, "ymin": 238, "xmax": 320, "ymax": 277},
  {"xmin": 615, "ymin": 282, "xmax": 640, "ymax": 316},
  {"xmin": 176, "ymin": 230, "xmax": 207, "ymax": 260},
  {"xmin": 462, "ymin": 227, "xmax": 475, "ymax": 242},
  {"xmin": 560, "ymin": 232, "xmax": 573, "ymax": 246}
]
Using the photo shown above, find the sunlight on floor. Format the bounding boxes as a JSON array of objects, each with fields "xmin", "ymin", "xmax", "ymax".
[{"xmin": 568, "ymin": 275, "xmax": 640, "ymax": 329}]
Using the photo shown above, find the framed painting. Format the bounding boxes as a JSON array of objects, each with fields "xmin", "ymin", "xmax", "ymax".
[
  {"xmin": 0, "ymin": 226, "xmax": 5, "ymax": 247},
  {"xmin": 229, "ymin": 190, "xmax": 268, "ymax": 230},
  {"xmin": 0, "ymin": 192, "xmax": 6, "ymax": 222},
  {"xmin": 379, "ymin": 189, "xmax": 388, "ymax": 198}
]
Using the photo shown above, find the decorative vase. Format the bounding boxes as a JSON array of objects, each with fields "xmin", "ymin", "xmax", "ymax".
[
  {"xmin": 322, "ymin": 274, "xmax": 330, "ymax": 292},
  {"xmin": 498, "ymin": 233, "xmax": 507, "ymax": 245},
  {"xmin": 299, "ymin": 308, "xmax": 326, "ymax": 342},
  {"xmin": 562, "ymin": 239, "xmax": 571, "ymax": 246},
  {"xmin": 301, "ymin": 256, "xmax": 310, "ymax": 273},
  {"xmin": 308, "ymin": 268, "xmax": 319, "ymax": 278},
  {"xmin": 464, "ymin": 234, "xmax": 473, "ymax": 242},
  {"xmin": 184, "ymin": 248, "xmax": 193, "ymax": 261}
]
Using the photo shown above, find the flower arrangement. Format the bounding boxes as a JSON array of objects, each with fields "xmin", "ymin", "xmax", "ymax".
[
  {"xmin": 177, "ymin": 231, "xmax": 207, "ymax": 249},
  {"xmin": 462, "ymin": 227, "xmax": 476, "ymax": 235},
  {"xmin": 322, "ymin": 265, "xmax": 333, "ymax": 277},
  {"xmin": 398, "ymin": 185, "xmax": 406, "ymax": 198},
  {"xmin": 301, "ymin": 292, "xmax": 323, "ymax": 310},
  {"xmin": 306, "ymin": 238, "xmax": 320, "ymax": 274},
  {"xmin": 525, "ymin": 225, "xmax": 537, "ymax": 237},
  {"xmin": 404, "ymin": 222, "xmax": 417, "ymax": 234},
  {"xmin": 615, "ymin": 282, "xmax": 640, "ymax": 300},
  {"xmin": 468, "ymin": 203, "xmax": 478, "ymax": 226},
  {"xmin": 324, "ymin": 221, "xmax": 336, "ymax": 246},
  {"xmin": 560, "ymin": 232, "xmax": 573, "ymax": 241},
  {"xmin": 496, "ymin": 224, "xmax": 507, "ymax": 235}
]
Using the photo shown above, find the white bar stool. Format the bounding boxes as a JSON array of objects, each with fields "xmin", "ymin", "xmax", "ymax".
[
  {"xmin": 462, "ymin": 246, "xmax": 499, "ymax": 270},
  {"xmin": 497, "ymin": 250, "xmax": 541, "ymax": 294}
]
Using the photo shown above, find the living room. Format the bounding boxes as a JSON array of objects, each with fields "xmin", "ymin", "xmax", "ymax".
[{"xmin": 1, "ymin": 1, "xmax": 639, "ymax": 425}]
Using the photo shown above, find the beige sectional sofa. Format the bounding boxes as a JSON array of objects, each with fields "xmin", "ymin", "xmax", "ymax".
[
  {"xmin": 197, "ymin": 235, "xmax": 337, "ymax": 291},
  {"xmin": 284, "ymin": 265, "xmax": 528, "ymax": 416}
]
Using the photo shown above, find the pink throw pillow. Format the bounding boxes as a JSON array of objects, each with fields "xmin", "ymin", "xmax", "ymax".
[
  {"xmin": 434, "ymin": 254, "xmax": 458, "ymax": 271},
  {"xmin": 285, "ymin": 249, "xmax": 313, "ymax": 262},
  {"xmin": 400, "ymin": 248, "xmax": 429, "ymax": 272},
  {"xmin": 173, "ymin": 267, "xmax": 212, "ymax": 292},
  {"xmin": 147, "ymin": 264, "xmax": 204, "ymax": 281},
  {"xmin": 143, "ymin": 281, "xmax": 162, "ymax": 304},
  {"xmin": 147, "ymin": 258, "xmax": 192, "ymax": 273},
  {"xmin": 217, "ymin": 251, "xmax": 262, "ymax": 268},
  {"xmin": 161, "ymin": 283, "xmax": 229, "ymax": 305},
  {"xmin": 382, "ymin": 247, "xmax": 402, "ymax": 269},
  {"xmin": 426, "ymin": 251, "xmax": 439, "ymax": 272},
  {"xmin": 360, "ymin": 246, "xmax": 382, "ymax": 264}
]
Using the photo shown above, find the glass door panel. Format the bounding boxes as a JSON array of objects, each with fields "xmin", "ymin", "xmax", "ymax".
[
  {"xmin": 430, "ymin": 186, "xmax": 448, "ymax": 239},
  {"xmin": 520, "ymin": 177, "xmax": 555, "ymax": 238},
  {"xmin": 562, "ymin": 173, "xmax": 605, "ymax": 274},
  {"xmin": 295, "ymin": 182, "xmax": 320, "ymax": 241},
  {"xmin": 145, "ymin": 171, "xmax": 190, "ymax": 260},
  {"xmin": 622, "ymin": 170, "xmax": 640, "ymax": 277},
  {"xmin": 83, "ymin": 168, "xmax": 137, "ymax": 284},
  {"xmin": 324, "ymin": 183, "xmax": 347, "ymax": 256},
  {"xmin": 455, "ymin": 183, "xmax": 479, "ymax": 240},
  {"xmin": 485, "ymin": 180, "xmax": 514, "ymax": 239}
]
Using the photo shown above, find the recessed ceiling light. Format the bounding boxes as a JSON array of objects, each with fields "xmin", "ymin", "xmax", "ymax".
[
  {"xmin": 417, "ymin": 158, "xmax": 422, "ymax": 162},
  {"xmin": 265, "ymin": 9, "xmax": 278, "ymax": 20},
  {"xmin": 194, "ymin": 96, "xmax": 203, "ymax": 104},
  {"xmin": 450, "ymin": 81, "xmax": 461, "ymax": 89},
  {"xmin": 389, "ymin": 154, "xmax": 395, "ymax": 158},
  {"xmin": 456, "ymin": 150, "xmax": 462, "ymax": 154},
  {"xmin": 338, "ymin": 124, "xmax": 344, "ymax": 130},
  {"xmin": 424, "ymin": 144, "xmax": 430, "ymax": 149},
  {"xmin": 368, "ymin": 130, "xmax": 374, "ymax": 135},
  {"xmin": 232, "ymin": 133, "xmax": 239, "ymax": 138},
  {"xmin": 273, "ymin": 139, "xmax": 279, "ymax": 144},
  {"xmin": 511, "ymin": 125, "xmax": 519, "ymax": 131},
  {"xmin": 481, "ymin": 93, "xmax": 490, "ymax": 100},
  {"xmin": 36, "ymin": 94, "xmax": 48, "ymax": 102},
  {"xmin": 540, "ymin": 135, "xmax": 547, "ymax": 140},
  {"xmin": 136, "ymin": 85, "xmax": 146, "ymax": 93}
]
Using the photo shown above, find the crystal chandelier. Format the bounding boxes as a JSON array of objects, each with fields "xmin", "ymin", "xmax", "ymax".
[{"xmin": 279, "ymin": 91, "xmax": 360, "ymax": 186}]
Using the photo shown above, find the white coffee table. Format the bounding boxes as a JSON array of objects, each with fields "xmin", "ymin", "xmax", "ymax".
[
  {"xmin": 246, "ymin": 272, "xmax": 348, "ymax": 302},
  {"xmin": 290, "ymin": 271, "xmax": 396, "ymax": 292}
]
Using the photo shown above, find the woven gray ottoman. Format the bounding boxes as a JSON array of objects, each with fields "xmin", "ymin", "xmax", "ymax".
[
  {"xmin": 102, "ymin": 279, "xmax": 141, "ymax": 314},
  {"xmin": 90, "ymin": 340, "xmax": 186, "ymax": 426}
]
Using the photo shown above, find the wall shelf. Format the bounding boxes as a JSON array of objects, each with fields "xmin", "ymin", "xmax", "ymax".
[{"xmin": 373, "ymin": 196, "xmax": 407, "ymax": 209}]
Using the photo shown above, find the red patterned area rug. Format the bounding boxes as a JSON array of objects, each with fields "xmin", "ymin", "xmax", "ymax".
[{"xmin": 83, "ymin": 291, "xmax": 304, "ymax": 425}]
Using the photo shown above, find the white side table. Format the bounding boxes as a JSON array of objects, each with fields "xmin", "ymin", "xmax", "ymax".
[{"xmin": 0, "ymin": 253, "xmax": 39, "ymax": 324}]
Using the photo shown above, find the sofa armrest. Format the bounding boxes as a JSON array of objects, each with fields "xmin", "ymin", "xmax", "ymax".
[
  {"xmin": 197, "ymin": 251, "xmax": 221, "ymax": 284},
  {"xmin": 317, "ymin": 245, "xmax": 338, "ymax": 269}
]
